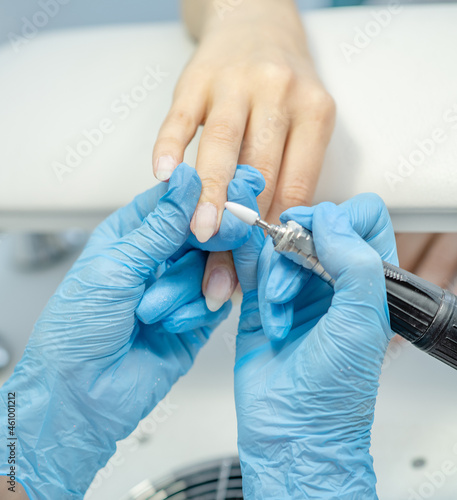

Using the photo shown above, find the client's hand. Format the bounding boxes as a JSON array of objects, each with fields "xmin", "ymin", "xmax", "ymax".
[
  {"xmin": 154, "ymin": 0, "xmax": 335, "ymax": 312},
  {"xmin": 233, "ymin": 193, "xmax": 398, "ymax": 499},
  {"xmin": 396, "ymin": 233, "xmax": 457, "ymax": 293}
]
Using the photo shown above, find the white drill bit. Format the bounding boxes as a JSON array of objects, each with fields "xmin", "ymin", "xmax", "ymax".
[{"xmin": 224, "ymin": 202, "xmax": 271, "ymax": 231}]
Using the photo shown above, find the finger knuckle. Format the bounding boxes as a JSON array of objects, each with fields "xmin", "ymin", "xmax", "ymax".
[
  {"xmin": 305, "ymin": 88, "xmax": 336, "ymax": 124},
  {"xmin": 255, "ymin": 167, "xmax": 276, "ymax": 193},
  {"xmin": 277, "ymin": 180, "xmax": 314, "ymax": 208},
  {"xmin": 199, "ymin": 174, "xmax": 230, "ymax": 194},
  {"xmin": 165, "ymin": 108, "xmax": 197, "ymax": 131},
  {"xmin": 251, "ymin": 156, "xmax": 277, "ymax": 178},
  {"xmin": 259, "ymin": 62, "xmax": 296, "ymax": 88},
  {"xmin": 260, "ymin": 184, "xmax": 276, "ymax": 206},
  {"xmin": 206, "ymin": 120, "xmax": 241, "ymax": 146}
]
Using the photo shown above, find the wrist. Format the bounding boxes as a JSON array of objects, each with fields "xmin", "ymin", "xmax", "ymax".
[
  {"xmin": 198, "ymin": 0, "xmax": 307, "ymax": 47},
  {"xmin": 202, "ymin": 0, "xmax": 297, "ymax": 25},
  {"xmin": 240, "ymin": 435, "xmax": 377, "ymax": 499}
]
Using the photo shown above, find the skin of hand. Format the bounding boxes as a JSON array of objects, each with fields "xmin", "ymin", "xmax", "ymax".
[
  {"xmin": 153, "ymin": 0, "xmax": 336, "ymax": 312},
  {"xmin": 0, "ymin": 477, "xmax": 28, "ymax": 500},
  {"xmin": 0, "ymin": 165, "xmax": 233, "ymax": 499},
  {"xmin": 396, "ymin": 233, "xmax": 457, "ymax": 293},
  {"xmin": 231, "ymin": 193, "xmax": 398, "ymax": 498}
]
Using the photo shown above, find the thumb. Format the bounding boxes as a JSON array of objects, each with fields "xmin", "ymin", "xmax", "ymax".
[{"xmin": 108, "ymin": 163, "xmax": 201, "ymax": 284}]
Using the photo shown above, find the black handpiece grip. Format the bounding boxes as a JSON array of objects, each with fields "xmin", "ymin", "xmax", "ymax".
[{"xmin": 383, "ymin": 261, "xmax": 457, "ymax": 370}]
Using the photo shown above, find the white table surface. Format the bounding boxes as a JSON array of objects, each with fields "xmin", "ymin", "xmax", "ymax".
[{"xmin": 0, "ymin": 4, "xmax": 456, "ymax": 231}]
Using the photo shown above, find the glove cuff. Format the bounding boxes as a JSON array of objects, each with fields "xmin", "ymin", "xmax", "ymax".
[{"xmin": 239, "ymin": 432, "xmax": 378, "ymax": 500}]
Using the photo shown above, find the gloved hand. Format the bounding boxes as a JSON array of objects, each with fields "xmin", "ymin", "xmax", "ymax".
[
  {"xmin": 232, "ymin": 193, "xmax": 398, "ymax": 499},
  {"xmin": 260, "ymin": 193, "xmax": 398, "ymax": 340},
  {"xmin": 0, "ymin": 164, "xmax": 233, "ymax": 500},
  {"xmin": 137, "ymin": 163, "xmax": 265, "ymax": 322}
]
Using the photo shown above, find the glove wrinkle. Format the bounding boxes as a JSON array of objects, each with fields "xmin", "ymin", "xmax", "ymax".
[
  {"xmin": 0, "ymin": 163, "xmax": 245, "ymax": 499},
  {"xmin": 235, "ymin": 194, "xmax": 393, "ymax": 500}
]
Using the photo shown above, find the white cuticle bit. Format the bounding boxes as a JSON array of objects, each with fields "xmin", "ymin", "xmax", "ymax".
[{"xmin": 224, "ymin": 202, "xmax": 259, "ymax": 226}]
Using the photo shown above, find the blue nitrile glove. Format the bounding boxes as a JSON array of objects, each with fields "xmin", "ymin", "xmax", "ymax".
[
  {"xmin": 0, "ymin": 164, "xmax": 230, "ymax": 500},
  {"xmin": 137, "ymin": 163, "xmax": 265, "ymax": 328},
  {"xmin": 233, "ymin": 193, "xmax": 398, "ymax": 499}
]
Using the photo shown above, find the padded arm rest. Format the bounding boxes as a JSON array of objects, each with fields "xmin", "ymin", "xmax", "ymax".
[{"xmin": 0, "ymin": 4, "xmax": 456, "ymax": 231}]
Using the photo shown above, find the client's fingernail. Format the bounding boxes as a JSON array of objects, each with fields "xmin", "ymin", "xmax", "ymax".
[
  {"xmin": 155, "ymin": 155, "xmax": 176, "ymax": 181},
  {"xmin": 205, "ymin": 267, "xmax": 233, "ymax": 312},
  {"xmin": 192, "ymin": 202, "xmax": 218, "ymax": 243}
]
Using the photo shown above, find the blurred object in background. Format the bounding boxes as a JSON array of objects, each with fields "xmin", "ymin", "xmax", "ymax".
[
  {"xmin": 0, "ymin": 0, "xmax": 179, "ymax": 46},
  {"xmin": 11, "ymin": 230, "xmax": 89, "ymax": 271},
  {"xmin": 0, "ymin": 337, "xmax": 11, "ymax": 373}
]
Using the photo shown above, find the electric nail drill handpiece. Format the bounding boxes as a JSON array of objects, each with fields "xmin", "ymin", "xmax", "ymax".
[{"xmin": 225, "ymin": 202, "xmax": 457, "ymax": 371}]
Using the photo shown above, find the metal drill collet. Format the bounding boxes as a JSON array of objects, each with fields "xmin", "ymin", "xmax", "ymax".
[{"xmin": 224, "ymin": 202, "xmax": 335, "ymax": 287}]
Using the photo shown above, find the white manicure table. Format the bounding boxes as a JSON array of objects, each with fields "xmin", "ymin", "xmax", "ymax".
[{"xmin": 0, "ymin": 4, "xmax": 456, "ymax": 232}]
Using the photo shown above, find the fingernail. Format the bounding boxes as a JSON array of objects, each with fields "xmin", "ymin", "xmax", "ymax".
[
  {"xmin": 192, "ymin": 202, "xmax": 218, "ymax": 243},
  {"xmin": 205, "ymin": 267, "xmax": 233, "ymax": 312},
  {"xmin": 155, "ymin": 155, "xmax": 176, "ymax": 181}
]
